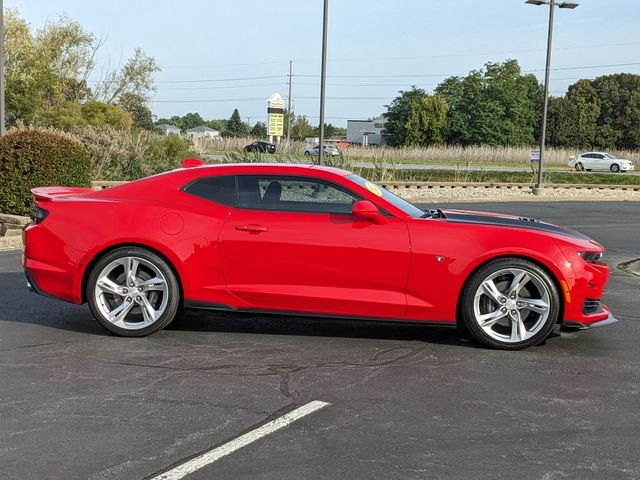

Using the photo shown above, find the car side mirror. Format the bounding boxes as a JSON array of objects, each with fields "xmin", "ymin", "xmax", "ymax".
[{"xmin": 352, "ymin": 200, "xmax": 387, "ymax": 224}]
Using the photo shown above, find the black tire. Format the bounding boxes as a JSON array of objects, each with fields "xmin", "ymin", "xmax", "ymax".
[
  {"xmin": 459, "ymin": 258, "xmax": 560, "ymax": 350},
  {"xmin": 304, "ymin": 151, "xmax": 311, "ymax": 156},
  {"xmin": 610, "ymin": 164, "xmax": 620, "ymax": 173},
  {"xmin": 575, "ymin": 162, "xmax": 584, "ymax": 171},
  {"xmin": 86, "ymin": 247, "xmax": 180, "ymax": 337}
]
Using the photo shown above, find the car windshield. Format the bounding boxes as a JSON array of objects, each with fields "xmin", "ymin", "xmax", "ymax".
[
  {"xmin": 347, "ymin": 174, "xmax": 425, "ymax": 218},
  {"xmin": 605, "ymin": 153, "xmax": 617, "ymax": 159}
]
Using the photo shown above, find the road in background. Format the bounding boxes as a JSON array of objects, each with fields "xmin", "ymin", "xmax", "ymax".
[
  {"xmin": 1, "ymin": 202, "xmax": 638, "ymax": 480},
  {"xmin": 203, "ymin": 154, "xmax": 640, "ymax": 175}
]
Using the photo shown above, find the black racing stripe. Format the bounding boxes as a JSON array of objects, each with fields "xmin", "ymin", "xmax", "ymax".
[{"xmin": 444, "ymin": 212, "xmax": 589, "ymax": 240}]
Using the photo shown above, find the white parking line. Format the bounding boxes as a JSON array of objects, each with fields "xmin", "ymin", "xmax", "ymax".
[{"xmin": 150, "ymin": 400, "xmax": 330, "ymax": 480}]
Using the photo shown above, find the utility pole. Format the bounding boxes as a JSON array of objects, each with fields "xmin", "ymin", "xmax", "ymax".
[
  {"xmin": 0, "ymin": 0, "xmax": 5, "ymax": 136},
  {"xmin": 317, "ymin": 0, "xmax": 328, "ymax": 166},
  {"xmin": 287, "ymin": 60, "xmax": 292, "ymax": 144}
]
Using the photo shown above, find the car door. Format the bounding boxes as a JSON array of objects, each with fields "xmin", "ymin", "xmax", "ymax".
[
  {"xmin": 217, "ymin": 175, "xmax": 411, "ymax": 319},
  {"xmin": 593, "ymin": 153, "xmax": 607, "ymax": 171},
  {"xmin": 580, "ymin": 153, "xmax": 592, "ymax": 170}
]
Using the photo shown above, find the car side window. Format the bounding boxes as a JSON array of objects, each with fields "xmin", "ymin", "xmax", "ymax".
[
  {"xmin": 237, "ymin": 175, "xmax": 360, "ymax": 214},
  {"xmin": 183, "ymin": 175, "xmax": 237, "ymax": 206}
]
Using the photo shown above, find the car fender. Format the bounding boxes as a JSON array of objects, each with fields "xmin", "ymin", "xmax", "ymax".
[{"xmin": 75, "ymin": 237, "xmax": 190, "ymax": 304}]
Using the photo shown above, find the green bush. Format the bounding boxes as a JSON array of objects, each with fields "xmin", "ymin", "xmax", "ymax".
[{"xmin": 0, "ymin": 128, "xmax": 92, "ymax": 215}]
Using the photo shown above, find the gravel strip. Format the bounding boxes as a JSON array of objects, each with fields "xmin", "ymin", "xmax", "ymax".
[{"xmin": 392, "ymin": 186, "xmax": 640, "ymax": 203}]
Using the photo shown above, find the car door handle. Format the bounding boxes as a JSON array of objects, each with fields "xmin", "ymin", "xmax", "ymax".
[{"xmin": 236, "ymin": 224, "xmax": 268, "ymax": 233}]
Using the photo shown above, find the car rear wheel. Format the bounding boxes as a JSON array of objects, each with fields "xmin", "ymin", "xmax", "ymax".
[
  {"xmin": 460, "ymin": 258, "xmax": 560, "ymax": 350},
  {"xmin": 87, "ymin": 247, "xmax": 180, "ymax": 337},
  {"xmin": 575, "ymin": 162, "xmax": 584, "ymax": 171},
  {"xmin": 610, "ymin": 164, "xmax": 620, "ymax": 173}
]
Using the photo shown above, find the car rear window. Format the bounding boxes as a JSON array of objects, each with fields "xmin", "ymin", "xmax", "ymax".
[{"xmin": 183, "ymin": 175, "xmax": 237, "ymax": 206}]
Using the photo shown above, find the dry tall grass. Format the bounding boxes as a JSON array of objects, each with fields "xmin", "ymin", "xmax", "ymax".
[{"xmin": 194, "ymin": 136, "xmax": 639, "ymax": 166}]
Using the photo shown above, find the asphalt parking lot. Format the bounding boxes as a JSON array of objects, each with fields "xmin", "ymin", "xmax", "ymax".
[{"xmin": 1, "ymin": 201, "xmax": 639, "ymax": 480}]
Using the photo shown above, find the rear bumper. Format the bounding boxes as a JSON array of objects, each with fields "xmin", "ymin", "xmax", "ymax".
[{"xmin": 562, "ymin": 311, "xmax": 618, "ymax": 330}]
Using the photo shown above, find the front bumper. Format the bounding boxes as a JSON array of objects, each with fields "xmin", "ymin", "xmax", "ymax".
[{"xmin": 562, "ymin": 312, "xmax": 618, "ymax": 330}]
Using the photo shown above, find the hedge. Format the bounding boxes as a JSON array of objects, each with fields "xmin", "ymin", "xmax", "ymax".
[{"xmin": 0, "ymin": 128, "xmax": 92, "ymax": 216}]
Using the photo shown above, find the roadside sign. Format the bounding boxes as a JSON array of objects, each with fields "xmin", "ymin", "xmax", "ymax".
[
  {"xmin": 267, "ymin": 93, "xmax": 284, "ymax": 137},
  {"xmin": 530, "ymin": 150, "xmax": 541, "ymax": 162}
]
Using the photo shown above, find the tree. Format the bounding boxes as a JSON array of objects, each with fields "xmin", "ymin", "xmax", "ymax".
[
  {"xmin": 546, "ymin": 73, "xmax": 640, "ymax": 150},
  {"xmin": 34, "ymin": 100, "xmax": 133, "ymax": 131},
  {"xmin": 290, "ymin": 116, "xmax": 313, "ymax": 140},
  {"xmin": 251, "ymin": 121, "xmax": 267, "ymax": 137},
  {"xmin": 3, "ymin": 8, "xmax": 159, "ymax": 125},
  {"xmin": 206, "ymin": 119, "xmax": 227, "ymax": 132},
  {"xmin": 92, "ymin": 48, "xmax": 160, "ymax": 104},
  {"xmin": 384, "ymin": 87, "xmax": 428, "ymax": 147},
  {"xmin": 311, "ymin": 123, "xmax": 343, "ymax": 139},
  {"xmin": 404, "ymin": 95, "xmax": 449, "ymax": 146},
  {"xmin": 224, "ymin": 109, "xmax": 248, "ymax": 137},
  {"xmin": 118, "ymin": 93, "xmax": 154, "ymax": 130},
  {"xmin": 180, "ymin": 112, "xmax": 205, "ymax": 130}
]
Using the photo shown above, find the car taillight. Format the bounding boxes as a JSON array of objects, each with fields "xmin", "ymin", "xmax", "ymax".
[
  {"xmin": 578, "ymin": 251, "xmax": 604, "ymax": 263},
  {"xmin": 31, "ymin": 206, "xmax": 49, "ymax": 224}
]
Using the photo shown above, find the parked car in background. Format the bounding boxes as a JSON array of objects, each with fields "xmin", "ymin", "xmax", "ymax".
[
  {"xmin": 244, "ymin": 141, "xmax": 276, "ymax": 154},
  {"xmin": 304, "ymin": 144, "xmax": 340, "ymax": 157},
  {"xmin": 568, "ymin": 152, "xmax": 635, "ymax": 173},
  {"xmin": 333, "ymin": 140, "xmax": 352, "ymax": 149}
]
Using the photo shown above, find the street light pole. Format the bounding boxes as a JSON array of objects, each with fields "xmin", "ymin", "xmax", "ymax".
[
  {"xmin": 526, "ymin": 0, "xmax": 579, "ymax": 195},
  {"xmin": 317, "ymin": 0, "xmax": 328, "ymax": 166},
  {"xmin": 534, "ymin": 0, "xmax": 555, "ymax": 195}
]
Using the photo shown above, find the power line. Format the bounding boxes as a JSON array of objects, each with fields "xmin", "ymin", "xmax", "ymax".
[
  {"xmin": 151, "ymin": 75, "xmax": 601, "ymax": 92},
  {"xmin": 151, "ymin": 97, "xmax": 265, "ymax": 103},
  {"xmin": 160, "ymin": 82, "xmax": 286, "ymax": 91},
  {"xmin": 87, "ymin": 75, "xmax": 286, "ymax": 84},
  {"xmin": 292, "ymin": 62, "xmax": 640, "ymax": 79},
  {"xmin": 159, "ymin": 41, "xmax": 640, "ymax": 69}
]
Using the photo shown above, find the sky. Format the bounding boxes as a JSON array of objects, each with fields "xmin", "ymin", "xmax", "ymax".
[{"xmin": 8, "ymin": 0, "xmax": 640, "ymax": 127}]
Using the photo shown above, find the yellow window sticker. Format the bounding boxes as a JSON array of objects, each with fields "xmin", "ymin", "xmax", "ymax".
[{"xmin": 365, "ymin": 181, "xmax": 383, "ymax": 197}]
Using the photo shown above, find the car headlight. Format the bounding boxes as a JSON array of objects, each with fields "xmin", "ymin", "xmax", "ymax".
[{"xmin": 578, "ymin": 251, "xmax": 604, "ymax": 263}]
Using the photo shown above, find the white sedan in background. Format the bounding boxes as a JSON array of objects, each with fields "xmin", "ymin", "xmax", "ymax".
[
  {"xmin": 304, "ymin": 144, "xmax": 341, "ymax": 157},
  {"xmin": 569, "ymin": 152, "xmax": 635, "ymax": 173}
]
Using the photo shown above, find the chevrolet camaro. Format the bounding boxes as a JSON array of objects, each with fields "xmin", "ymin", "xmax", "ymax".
[{"xmin": 23, "ymin": 160, "xmax": 616, "ymax": 349}]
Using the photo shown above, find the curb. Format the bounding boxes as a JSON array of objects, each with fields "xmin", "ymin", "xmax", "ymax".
[
  {"xmin": 378, "ymin": 181, "xmax": 640, "ymax": 191},
  {"xmin": 0, "ymin": 236, "xmax": 22, "ymax": 251}
]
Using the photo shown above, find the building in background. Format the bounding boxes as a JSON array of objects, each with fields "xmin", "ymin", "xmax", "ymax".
[
  {"xmin": 184, "ymin": 125, "xmax": 220, "ymax": 139},
  {"xmin": 155, "ymin": 124, "xmax": 181, "ymax": 136},
  {"xmin": 346, "ymin": 115, "xmax": 387, "ymax": 146}
]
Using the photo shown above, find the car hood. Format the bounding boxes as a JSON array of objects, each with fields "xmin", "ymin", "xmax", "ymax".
[{"xmin": 440, "ymin": 208, "xmax": 590, "ymax": 241}]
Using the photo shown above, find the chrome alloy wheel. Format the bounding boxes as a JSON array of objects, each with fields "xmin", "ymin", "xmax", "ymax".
[
  {"xmin": 93, "ymin": 256, "xmax": 169, "ymax": 330},
  {"xmin": 472, "ymin": 267, "xmax": 551, "ymax": 344}
]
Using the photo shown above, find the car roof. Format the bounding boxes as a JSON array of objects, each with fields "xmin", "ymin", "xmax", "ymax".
[{"xmin": 179, "ymin": 162, "xmax": 352, "ymax": 177}]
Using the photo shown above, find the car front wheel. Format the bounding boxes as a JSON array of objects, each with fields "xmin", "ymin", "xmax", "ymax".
[
  {"xmin": 460, "ymin": 258, "xmax": 560, "ymax": 350},
  {"xmin": 575, "ymin": 162, "xmax": 584, "ymax": 171},
  {"xmin": 610, "ymin": 164, "xmax": 620, "ymax": 173},
  {"xmin": 87, "ymin": 247, "xmax": 180, "ymax": 337}
]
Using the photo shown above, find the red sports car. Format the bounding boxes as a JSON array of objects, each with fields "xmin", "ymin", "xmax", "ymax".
[{"xmin": 23, "ymin": 161, "xmax": 616, "ymax": 349}]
